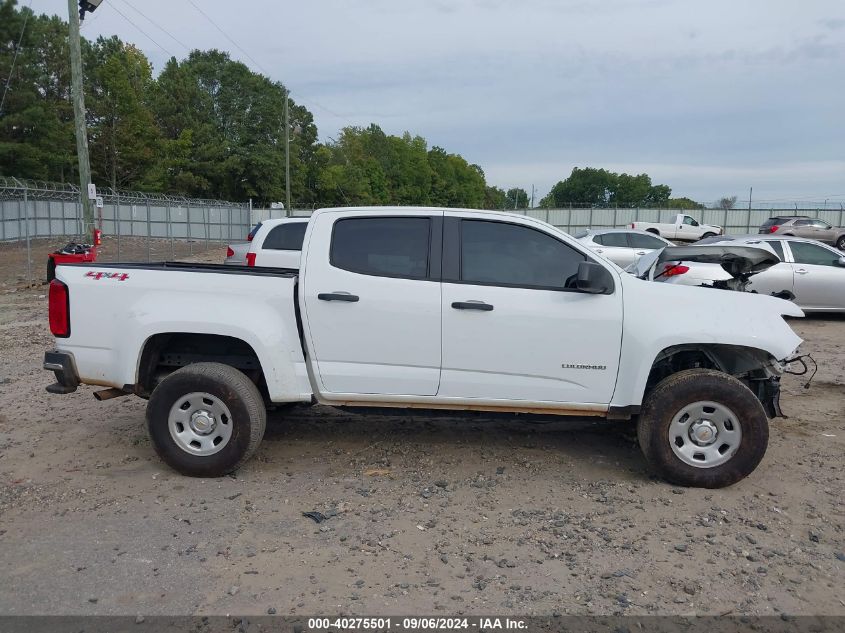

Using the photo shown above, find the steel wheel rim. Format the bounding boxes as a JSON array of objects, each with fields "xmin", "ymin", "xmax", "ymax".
[
  {"xmin": 668, "ymin": 400, "xmax": 742, "ymax": 469},
  {"xmin": 168, "ymin": 391, "xmax": 233, "ymax": 456}
]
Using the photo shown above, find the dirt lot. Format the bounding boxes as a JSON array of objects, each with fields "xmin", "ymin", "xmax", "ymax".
[{"xmin": 0, "ymin": 248, "xmax": 843, "ymax": 617}]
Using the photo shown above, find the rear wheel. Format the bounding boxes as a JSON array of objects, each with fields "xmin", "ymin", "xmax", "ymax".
[
  {"xmin": 637, "ymin": 369, "xmax": 768, "ymax": 488},
  {"xmin": 836, "ymin": 236, "xmax": 845, "ymax": 251},
  {"xmin": 146, "ymin": 362, "xmax": 266, "ymax": 477},
  {"xmin": 646, "ymin": 228, "xmax": 660, "ymax": 236}
]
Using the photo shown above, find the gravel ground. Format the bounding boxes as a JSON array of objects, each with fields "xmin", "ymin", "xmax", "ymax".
[{"xmin": 0, "ymin": 250, "xmax": 842, "ymax": 616}]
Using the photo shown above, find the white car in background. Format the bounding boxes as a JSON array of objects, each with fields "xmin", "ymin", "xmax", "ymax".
[
  {"xmin": 575, "ymin": 228, "xmax": 673, "ymax": 267},
  {"xmin": 246, "ymin": 217, "xmax": 309, "ymax": 268},
  {"xmin": 633, "ymin": 234, "xmax": 845, "ymax": 312},
  {"xmin": 224, "ymin": 222, "xmax": 265, "ymax": 266}
]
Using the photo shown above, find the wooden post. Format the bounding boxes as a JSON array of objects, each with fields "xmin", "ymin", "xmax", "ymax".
[{"xmin": 67, "ymin": 0, "xmax": 93, "ymax": 233}]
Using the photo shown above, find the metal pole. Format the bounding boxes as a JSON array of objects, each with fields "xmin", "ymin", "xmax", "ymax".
[
  {"xmin": 67, "ymin": 0, "xmax": 93, "ymax": 234},
  {"xmin": 167, "ymin": 202, "xmax": 174, "ymax": 260},
  {"xmin": 146, "ymin": 200, "xmax": 151, "ymax": 262},
  {"xmin": 188, "ymin": 205, "xmax": 193, "ymax": 255},
  {"xmin": 23, "ymin": 186, "xmax": 32, "ymax": 285},
  {"xmin": 285, "ymin": 91, "xmax": 291, "ymax": 216},
  {"xmin": 115, "ymin": 190, "xmax": 121, "ymax": 261},
  {"xmin": 203, "ymin": 206, "xmax": 209, "ymax": 251}
]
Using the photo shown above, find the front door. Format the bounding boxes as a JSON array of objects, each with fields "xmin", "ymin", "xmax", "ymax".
[
  {"xmin": 439, "ymin": 216, "xmax": 622, "ymax": 405},
  {"xmin": 301, "ymin": 211, "xmax": 443, "ymax": 395}
]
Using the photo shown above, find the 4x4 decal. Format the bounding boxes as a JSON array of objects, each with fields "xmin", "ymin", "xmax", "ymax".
[{"xmin": 85, "ymin": 271, "xmax": 129, "ymax": 281}]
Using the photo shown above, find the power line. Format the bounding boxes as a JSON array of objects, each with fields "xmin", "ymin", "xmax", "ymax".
[
  {"xmin": 186, "ymin": 0, "xmax": 267, "ymax": 74},
  {"xmin": 0, "ymin": 0, "xmax": 33, "ymax": 117},
  {"xmin": 116, "ymin": 0, "xmax": 192, "ymax": 54},
  {"xmin": 107, "ymin": 2, "xmax": 175, "ymax": 57},
  {"xmin": 181, "ymin": 0, "xmax": 351, "ymax": 121}
]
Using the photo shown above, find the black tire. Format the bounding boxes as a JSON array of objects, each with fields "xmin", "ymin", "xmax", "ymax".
[
  {"xmin": 701, "ymin": 232, "xmax": 716, "ymax": 239},
  {"xmin": 836, "ymin": 236, "xmax": 845, "ymax": 251},
  {"xmin": 146, "ymin": 362, "xmax": 266, "ymax": 477},
  {"xmin": 645, "ymin": 228, "xmax": 660, "ymax": 236},
  {"xmin": 637, "ymin": 369, "xmax": 768, "ymax": 488}
]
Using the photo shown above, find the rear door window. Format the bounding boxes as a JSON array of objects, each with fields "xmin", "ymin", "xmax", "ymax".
[
  {"xmin": 331, "ymin": 217, "xmax": 431, "ymax": 279},
  {"xmin": 598, "ymin": 233, "xmax": 628, "ymax": 247}
]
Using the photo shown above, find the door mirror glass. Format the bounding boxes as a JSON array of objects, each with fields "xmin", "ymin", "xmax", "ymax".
[{"xmin": 575, "ymin": 261, "xmax": 614, "ymax": 294}]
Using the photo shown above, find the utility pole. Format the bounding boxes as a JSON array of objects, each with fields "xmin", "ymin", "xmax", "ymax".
[
  {"xmin": 748, "ymin": 186, "xmax": 752, "ymax": 211},
  {"xmin": 68, "ymin": 0, "xmax": 93, "ymax": 235},
  {"xmin": 530, "ymin": 184, "xmax": 536, "ymax": 209},
  {"xmin": 284, "ymin": 90, "xmax": 291, "ymax": 217}
]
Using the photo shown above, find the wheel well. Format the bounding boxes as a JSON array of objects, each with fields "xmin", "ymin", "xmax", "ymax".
[
  {"xmin": 645, "ymin": 344, "xmax": 778, "ymax": 400},
  {"xmin": 136, "ymin": 333, "xmax": 266, "ymax": 399},
  {"xmin": 646, "ymin": 228, "xmax": 660, "ymax": 235}
]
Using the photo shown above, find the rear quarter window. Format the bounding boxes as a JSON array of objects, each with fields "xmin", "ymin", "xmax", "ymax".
[{"xmin": 262, "ymin": 222, "xmax": 308, "ymax": 250}]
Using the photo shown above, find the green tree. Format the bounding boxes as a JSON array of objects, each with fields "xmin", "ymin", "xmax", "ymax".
[
  {"xmin": 667, "ymin": 197, "xmax": 705, "ymax": 210},
  {"xmin": 484, "ymin": 185, "xmax": 508, "ymax": 209},
  {"xmin": 505, "ymin": 187, "xmax": 529, "ymax": 209},
  {"xmin": 85, "ymin": 37, "xmax": 160, "ymax": 189},
  {"xmin": 541, "ymin": 167, "xmax": 672, "ymax": 208},
  {"xmin": 0, "ymin": 1, "xmax": 75, "ymax": 181}
]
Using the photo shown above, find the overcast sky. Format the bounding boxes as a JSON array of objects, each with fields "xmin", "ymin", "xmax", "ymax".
[{"xmin": 31, "ymin": 0, "xmax": 845, "ymax": 205}]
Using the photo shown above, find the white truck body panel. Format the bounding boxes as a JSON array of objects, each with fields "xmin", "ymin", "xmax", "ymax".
[
  {"xmin": 53, "ymin": 266, "xmax": 311, "ymax": 402},
  {"xmin": 50, "ymin": 207, "xmax": 803, "ymax": 418}
]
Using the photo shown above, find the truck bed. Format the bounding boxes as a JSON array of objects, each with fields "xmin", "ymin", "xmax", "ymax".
[{"xmin": 60, "ymin": 260, "xmax": 298, "ymax": 278}]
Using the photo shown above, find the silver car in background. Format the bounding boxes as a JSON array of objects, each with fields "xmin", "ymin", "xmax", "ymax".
[
  {"xmin": 575, "ymin": 228, "xmax": 673, "ymax": 267},
  {"xmin": 651, "ymin": 234, "xmax": 845, "ymax": 312}
]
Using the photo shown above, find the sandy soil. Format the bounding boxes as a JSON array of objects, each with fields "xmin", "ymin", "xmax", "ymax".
[{"xmin": 0, "ymin": 256, "xmax": 842, "ymax": 616}]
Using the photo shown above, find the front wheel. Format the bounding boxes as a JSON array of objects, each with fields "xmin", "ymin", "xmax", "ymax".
[
  {"xmin": 637, "ymin": 369, "xmax": 768, "ymax": 488},
  {"xmin": 701, "ymin": 232, "xmax": 716, "ymax": 239},
  {"xmin": 146, "ymin": 362, "xmax": 266, "ymax": 477}
]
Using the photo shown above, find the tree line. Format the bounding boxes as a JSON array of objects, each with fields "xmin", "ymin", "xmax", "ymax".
[{"xmin": 1, "ymin": 1, "xmax": 718, "ymax": 210}]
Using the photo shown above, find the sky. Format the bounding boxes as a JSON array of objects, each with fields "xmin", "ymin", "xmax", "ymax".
[{"xmin": 29, "ymin": 0, "xmax": 845, "ymax": 206}]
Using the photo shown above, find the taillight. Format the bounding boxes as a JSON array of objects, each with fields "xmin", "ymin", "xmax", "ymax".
[
  {"xmin": 226, "ymin": 246, "xmax": 235, "ymax": 258},
  {"xmin": 246, "ymin": 253, "xmax": 256, "ymax": 267},
  {"xmin": 631, "ymin": 223, "xmax": 635, "ymax": 228},
  {"xmin": 662, "ymin": 264, "xmax": 689, "ymax": 277},
  {"xmin": 247, "ymin": 234, "xmax": 254, "ymax": 242},
  {"xmin": 768, "ymin": 225, "xmax": 778, "ymax": 233},
  {"xmin": 49, "ymin": 279, "xmax": 70, "ymax": 337}
]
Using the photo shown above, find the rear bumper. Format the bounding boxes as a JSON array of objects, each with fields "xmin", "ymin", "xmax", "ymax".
[{"xmin": 44, "ymin": 350, "xmax": 80, "ymax": 394}]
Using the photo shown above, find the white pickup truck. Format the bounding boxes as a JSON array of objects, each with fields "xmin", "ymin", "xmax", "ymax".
[
  {"xmin": 44, "ymin": 207, "xmax": 803, "ymax": 488},
  {"xmin": 631, "ymin": 214, "xmax": 723, "ymax": 241}
]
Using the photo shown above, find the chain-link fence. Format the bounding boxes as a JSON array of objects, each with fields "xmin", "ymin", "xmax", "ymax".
[
  {"xmin": 0, "ymin": 177, "xmax": 251, "ymax": 286},
  {"xmin": 3, "ymin": 176, "xmax": 844, "ymax": 287}
]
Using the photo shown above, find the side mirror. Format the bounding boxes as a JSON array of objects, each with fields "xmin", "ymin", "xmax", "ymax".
[
  {"xmin": 836, "ymin": 256, "xmax": 845, "ymax": 268},
  {"xmin": 576, "ymin": 261, "xmax": 614, "ymax": 294}
]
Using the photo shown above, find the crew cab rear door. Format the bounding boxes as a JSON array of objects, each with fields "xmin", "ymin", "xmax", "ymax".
[
  {"xmin": 438, "ymin": 213, "xmax": 622, "ymax": 404},
  {"xmin": 300, "ymin": 210, "xmax": 443, "ymax": 396}
]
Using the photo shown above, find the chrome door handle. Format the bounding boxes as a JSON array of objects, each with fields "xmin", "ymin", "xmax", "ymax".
[
  {"xmin": 795, "ymin": 269, "xmax": 809, "ymax": 275},
  {"xmin": 636, "ymin": 251, "xmax": 647, "ymax": 255},
  {"xmin": 595, "ymin": 249, "xmax": 604, "ymax": 253}
]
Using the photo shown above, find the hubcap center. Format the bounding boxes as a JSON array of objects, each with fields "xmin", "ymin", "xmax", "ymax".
[
  {"xmin": 190, "ymin": 410, "xmax": 216, "ymax": 435},
  {"xmin": 689, "ymin": 419, "xmax": 718, "ymax": 446}
]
